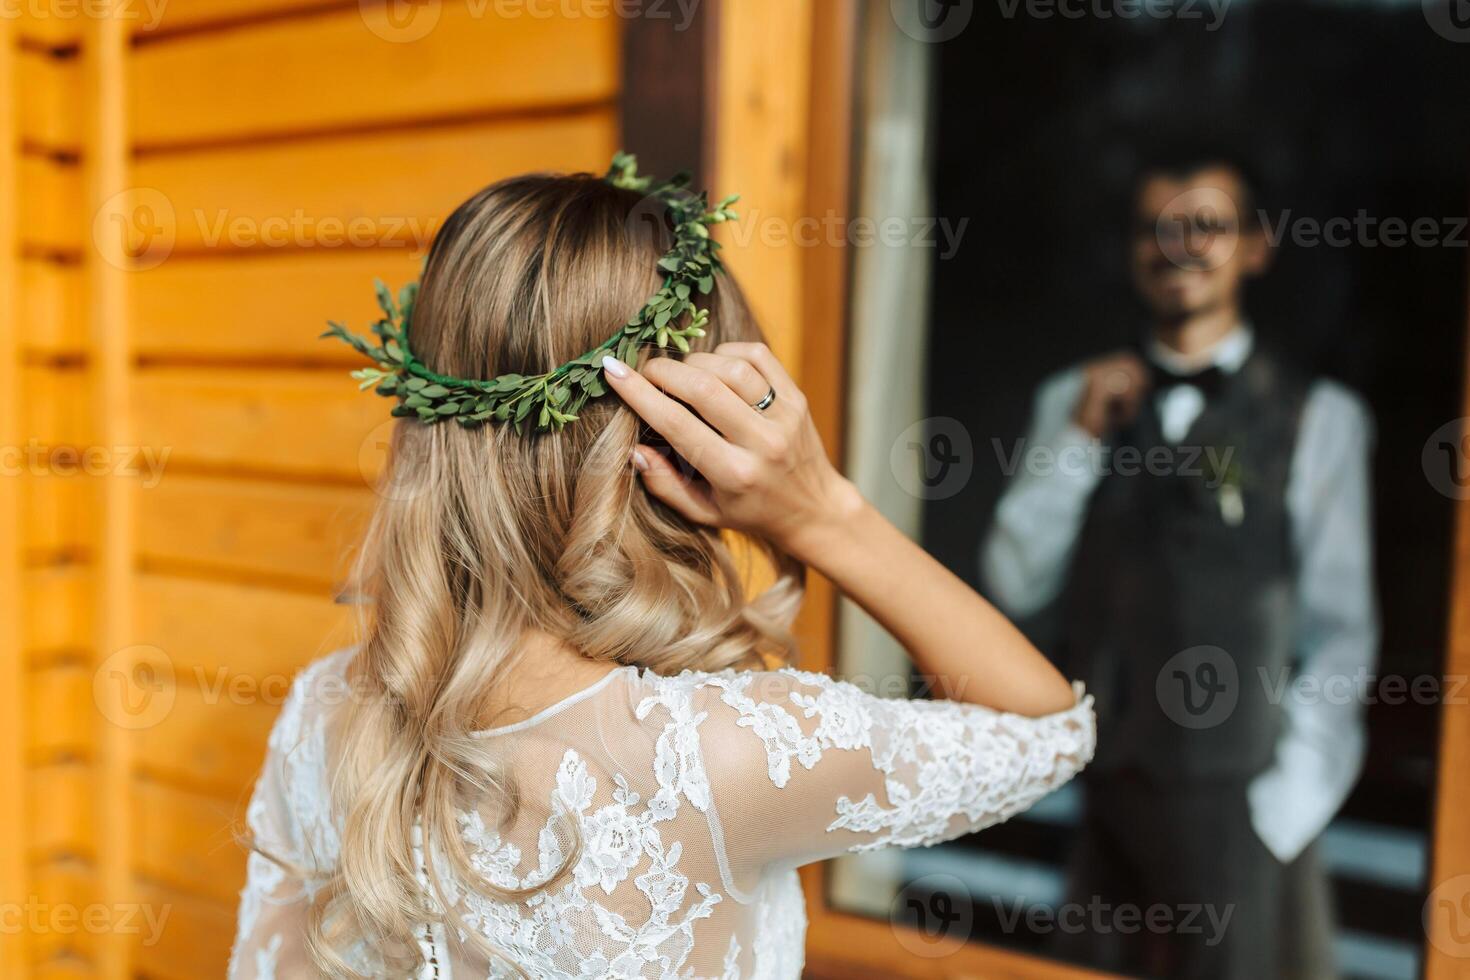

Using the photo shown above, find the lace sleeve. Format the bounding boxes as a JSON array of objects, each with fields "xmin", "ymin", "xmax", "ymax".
[
  {"xmin": 228, "ymin": 655, "xmax": 345, "ymax": 980},
  {"xmin": 694, "ymin": 668, "xmax": 1095, "ymax": 877}
]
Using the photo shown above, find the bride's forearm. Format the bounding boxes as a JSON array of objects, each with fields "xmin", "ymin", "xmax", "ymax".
[
  {"xmin": 599, "ymin": 347, "xmax": 1075, "ymax": 715},
  {"xmin": 785, "ymin": 480, "xmax": 1077, "ymax": 717}
]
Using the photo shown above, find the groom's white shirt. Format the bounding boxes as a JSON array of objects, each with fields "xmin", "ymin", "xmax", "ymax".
[{"xmin": 980, "ymin": 323, "xmax": 1379, "ymax": 863}]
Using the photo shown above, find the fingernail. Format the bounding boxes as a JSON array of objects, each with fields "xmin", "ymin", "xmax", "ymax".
[
  {"xmin": 602, "ymin": 355, "xmax": 629, "ymax": 379},
  {"xmin": 630, "ymin": 449, "xmax": 649, "ymax": 472}
]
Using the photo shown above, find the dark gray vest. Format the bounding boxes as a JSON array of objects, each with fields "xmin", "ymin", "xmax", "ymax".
[{"xmin": 1062, "ymin": 347, "xmax": 1309, "ymax": 780}]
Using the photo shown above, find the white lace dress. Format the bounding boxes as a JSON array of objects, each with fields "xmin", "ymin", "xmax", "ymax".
[{"xmin": 228, "ymin": 649, "xmax": 1095, "ymax": 979}]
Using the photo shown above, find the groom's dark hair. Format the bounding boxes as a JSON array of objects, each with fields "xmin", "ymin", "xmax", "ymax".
[{"xmin": 1133, "ymin": 137, "xmax": 1267, "ymax": 231}]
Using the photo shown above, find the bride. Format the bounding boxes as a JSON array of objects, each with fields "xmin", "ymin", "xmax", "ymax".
[{"xmin": 227, "ymin": 158, "xmax": 1094, "ymax": 979}]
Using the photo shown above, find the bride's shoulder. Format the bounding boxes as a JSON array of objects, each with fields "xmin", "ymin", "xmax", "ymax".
[
  {"xmin": 618, "ymin": 664, "xmax": 884, "ymax": 793},
  {"xmin": 621, "ymin": 663, "xmax": 859, "ymax": 729},
  {"xmin": 626, "ymin": 662, "xmax": 842, "ymax": 695}
]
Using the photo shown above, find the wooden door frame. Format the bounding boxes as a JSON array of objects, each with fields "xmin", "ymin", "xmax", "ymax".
[
  {"xmin": 85, "ymin": 7, "xmax": 136, "ymax": 979},
  {"xmin": 1426, "ymin": 291, "xmax": 1470, "ymax": 979},
  {"xmin": 0, "ymin": 13, "xmax": 30, "ymax": 979},
  {"xmin": 714, "ymin": 3, "xmax": 1470, "ymax": 977}
]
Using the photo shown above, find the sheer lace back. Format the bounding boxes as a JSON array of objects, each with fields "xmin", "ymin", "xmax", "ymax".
[{"xmin": 230, "ymin": 650, "xmax": 1095, "ymax": 979}]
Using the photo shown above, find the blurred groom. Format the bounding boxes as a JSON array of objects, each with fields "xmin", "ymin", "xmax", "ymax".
[{"xmin": 980, "ymin": 147, "xmax": 1378, "ymax": 979}]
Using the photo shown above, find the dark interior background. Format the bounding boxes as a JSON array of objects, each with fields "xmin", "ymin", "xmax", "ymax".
[{"xmin": 906, "ymin": 1, "xmax": 1468, "ymax": 974}]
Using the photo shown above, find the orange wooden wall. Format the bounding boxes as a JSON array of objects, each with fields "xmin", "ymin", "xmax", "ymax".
[{"xmin": 5, "ymin": 2, "xmax": 621, "ymax": 976}]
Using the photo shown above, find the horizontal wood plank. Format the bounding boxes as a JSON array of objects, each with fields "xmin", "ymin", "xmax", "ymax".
[
  {"xmin": 133, "ymin": 248, "xmax": 420, "ymax": 359},
  {"xmin": 29, "ymin": 664, "xmax": 92, "ymax": 763},
  {"xmin": 31, "ymin": 955, "xmax": 94, "ymax": 980},
  {"xmin": 18, "ymin": 154, "xmax": 82, "ymax": 256},
  {"xmin": 18, "ymin": 367, "xmax": 95, "ymax": 558},
  {"xmin": 19, "ymin": 0, "xmax": 351, "ymax": 45},
  {"xmin": 136, "ymin": 573, "xmax": 355, "ymax": 683},
  {"xmin": 22, "ymin": 477, "xmax": 93, "ymax": 560},
  {"xmin": 141, "ymin": 0, "xmax": 352, "ymax": 36},
  {"xmin": 20, "ymin": 259, "xmax": 84, "ymax": 356},
  {"xmin": 25, "ymin": 565, "xmax": 92, "ymax": 654},
  {"xmin": 31, "ymin": 858, "xmax": 96, "ymax": 907},
  {"xmin": 31, "ymin": 963, "xmax": 93, "ymax": 980},
  {"xmin": 134, "ymin": 366, "xmax": 390, "ymax": 479},
  {"xmin": 134, "ymin": 682, "xmax": 277, "ymax": 798},
  {"xmin": 131, "ymin": 111, "xmax": 617, "ymax": 254},
  {"xmin": 13, "ymin": 0, "xmax": 84, "ymax": 48},
  {"xmin": 23, "ymin": 364, "xmax": 89, "ymax": 446},
  {"xmin": 18, "ymin": 49, "xmax": 80, "ymax": 153},
  {"xmin": 137, "ymin": 474, "xmax": 374, "ymax": 586},
  {"xmin": 29, "ymin": 763, "xmax": 94, "ymax": 861},
  {"xmin": 133, "ymin": 881, "xmax": 234, "ymax": 980},
  {"xmin": 29, "ymin": 861, "xmax": 97, "ymax": 964},
  {"xmin": 133, "ymin": 780, "xmax": 246, "ymax": 907},
  {"xmin": 132, "ymin": 0, "xmax": 620, "ymax": 147}
]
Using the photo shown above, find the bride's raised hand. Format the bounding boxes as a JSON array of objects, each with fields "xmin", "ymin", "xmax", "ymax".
[
  {"xmin": 603, "ymin": 342, "xmax": 1076, "ymax": 717},
  {"xmin": 600, "ymin": 342, "xmax": 861, "ymax": 558}
]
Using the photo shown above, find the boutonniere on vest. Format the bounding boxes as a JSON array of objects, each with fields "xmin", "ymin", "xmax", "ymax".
[{"xmin": 1208, "ymin": 450, "xmax": 1246, "ymax": 527}]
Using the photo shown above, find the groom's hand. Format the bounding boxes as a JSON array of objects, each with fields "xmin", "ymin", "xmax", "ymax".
[{"xmin": 1073, "ymin": 351, "xmax": 1149, "ymax": 438}]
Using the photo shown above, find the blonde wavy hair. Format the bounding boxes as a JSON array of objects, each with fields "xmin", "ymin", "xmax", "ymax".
[{"xmin": 305, "ymin": 172, "xmax": 805, "ymax": 975}]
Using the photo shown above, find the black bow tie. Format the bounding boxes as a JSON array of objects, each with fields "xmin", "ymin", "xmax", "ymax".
[{"xmin": 1149, "ymin": 361, "xmax": 1228, "ymax": 398}]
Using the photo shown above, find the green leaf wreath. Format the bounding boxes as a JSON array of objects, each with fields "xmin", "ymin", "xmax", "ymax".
[{"xmin": 321, "ymin": 152, "xmax": 740, "ymax": 433}]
